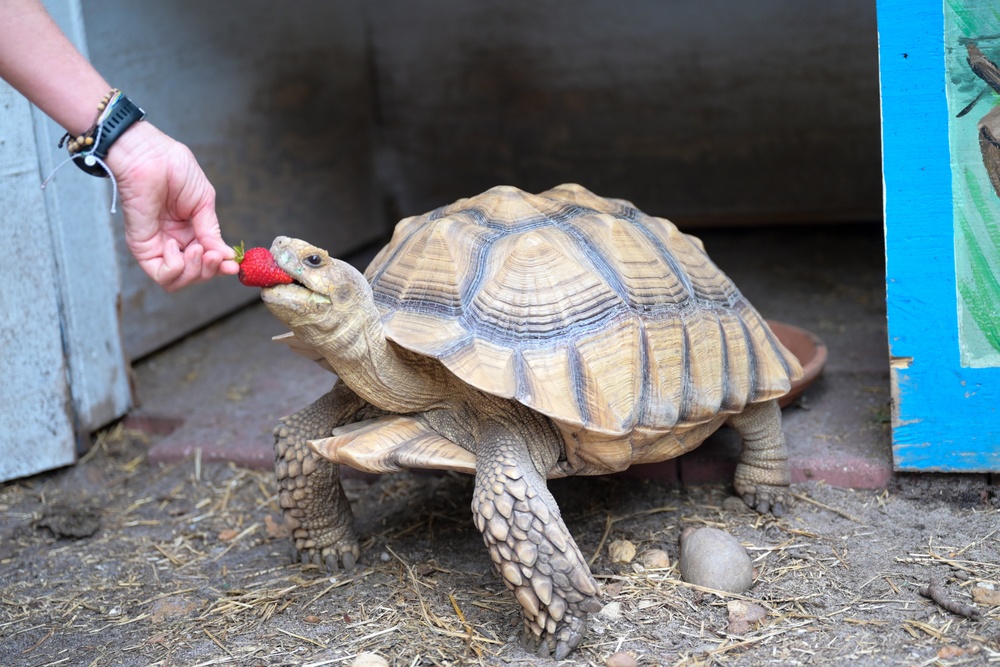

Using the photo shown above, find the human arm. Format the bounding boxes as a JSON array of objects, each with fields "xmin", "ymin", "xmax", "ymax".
[{"xmin": 0, "ymin": 0, "xmax": 238, "ymax": 290}]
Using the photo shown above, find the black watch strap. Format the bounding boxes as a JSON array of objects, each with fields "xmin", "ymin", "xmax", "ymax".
[{"xmin": 73, "ymin": 96, "xmax": 146, "ymax": 177}]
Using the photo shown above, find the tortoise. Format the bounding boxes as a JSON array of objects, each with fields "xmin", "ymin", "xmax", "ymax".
[{"xmin": 261, "ymin": 184, "xmax": 802, "ymax": 659}]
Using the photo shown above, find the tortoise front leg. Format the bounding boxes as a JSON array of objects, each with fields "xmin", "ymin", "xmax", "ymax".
[
  {"xmin": 471, "ymin": 423, "xmax": 603, "ymax": 660},
  {"xmin": 274, "ymin": 380, "xmax": 369, "ymax": 570},
  {"xmin": 728, "ymin": 399, "xmax": 792, "ymax": 516}
]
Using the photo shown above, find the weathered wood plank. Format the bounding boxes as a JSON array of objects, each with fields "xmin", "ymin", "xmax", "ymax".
[
  {"xmin": 0, "ymin": 85, "xmax": 77, "ymax": 481},
  {"xmin": 34, "ymin": 0, "xmax": 131, "ymax": 431}
]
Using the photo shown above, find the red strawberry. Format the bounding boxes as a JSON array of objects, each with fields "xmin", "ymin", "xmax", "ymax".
[{"xmin": 234, "ymin": 242, "xmax": 294, "ymax": 287}]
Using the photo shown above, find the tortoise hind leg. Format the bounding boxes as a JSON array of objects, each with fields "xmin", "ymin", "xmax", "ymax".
[
  {"xmin": 728, "ymin": 399, "xmax": 792, "ymax": 516},
  {"xmin": 274, "ymin": 380, "xmax": 371, "ymax": 570},
  {"xmin": 471, "ymin": 422, "xmax": 602, "ymax": 660}
]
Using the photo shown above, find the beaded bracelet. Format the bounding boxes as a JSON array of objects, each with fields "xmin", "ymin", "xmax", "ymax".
[
  {"xmin": 43, "ymin": 89, "xmax": 146, "ymax": 213},
  {"xmin": 58, "ymin": 89, "xmax": 146, "ymax": 178}
]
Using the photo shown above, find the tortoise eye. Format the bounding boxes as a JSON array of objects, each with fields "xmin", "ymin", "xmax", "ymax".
[{"xmin": 304, "ymin": 254, "xmax": 323, "ymax": 267}]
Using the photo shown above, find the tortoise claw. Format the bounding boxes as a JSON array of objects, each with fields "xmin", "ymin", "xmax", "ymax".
[
  {"xmin": 522, "ymin": 633, "xmax": 551, "ymax": 657},
  {"xmin": 521, "ymin": 620, "xmax": 585, "ymax": 661},
  {"xmin": 290, "ymin": 537, "xmax": 360, "ymax": 572},
  {"xmin": 737, "ymin": 485, "xmax": 791, "ymax": 518},
  {"xmin": 554, "ymin": 630, "xmax": 583, "ymax": 661}
]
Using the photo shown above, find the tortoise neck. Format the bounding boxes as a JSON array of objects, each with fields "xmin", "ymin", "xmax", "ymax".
[{"xmin": 319, "ymin": 286, "xmax": 448, "ymax": 414}]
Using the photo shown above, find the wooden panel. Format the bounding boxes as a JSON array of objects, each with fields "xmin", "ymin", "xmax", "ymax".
[
  {"xmin": 82, "ymin": 0, "xmax": 385, "ymax": 359},
  {"xmin": 367, "ymin": 0, "xmax": 881, "ymax": 226},
  {"xmin": 0, "ymin": 86, "xmax": 77, "ymax": 481},
  {"xmin": 33, "ymin": 0, "xmax": 131, "ymax": 431},
  {"xmin": 879, "ymin": 0, "xmax": 1000, "ymax": 471}
]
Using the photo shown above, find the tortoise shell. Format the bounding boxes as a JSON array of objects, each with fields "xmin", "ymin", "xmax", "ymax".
[{"xmin": 358, "ymin": 184, "xmax": 801, "ymax": 474}]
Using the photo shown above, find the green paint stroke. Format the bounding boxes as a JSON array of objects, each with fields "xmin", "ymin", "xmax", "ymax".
[
  {"xmin": 965, "ymin": 167, "xmax": 1000, "ymax": 250},
  {"xmin": 947, "ymin": 0, "xmax": 1000, "ymax": 38},
  {"xmin": 958, "ymin": 172, "xmax": 1000, "ymax": 353}
]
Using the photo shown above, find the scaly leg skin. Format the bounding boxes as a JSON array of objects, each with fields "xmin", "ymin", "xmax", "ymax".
[
  {"xmin": 274, "ymin": 380, "xmax": 370, "ymax": 570},
  {"xmin": 728, "ymin": 399, "xmax": 792, "ymax": 516},
  {"xmin": 471, "ymin": 423, "xmax": 603, "ymax": 660}
]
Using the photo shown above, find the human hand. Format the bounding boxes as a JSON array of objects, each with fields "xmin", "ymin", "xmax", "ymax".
[{"xmin": 105, "ymin": 121, "xmax": 239, "ymax": 291}]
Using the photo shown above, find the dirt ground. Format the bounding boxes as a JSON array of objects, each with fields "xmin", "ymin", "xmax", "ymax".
[{"xmin": 1, "ymin": 425, "xmax": 997, "ymax": 667}]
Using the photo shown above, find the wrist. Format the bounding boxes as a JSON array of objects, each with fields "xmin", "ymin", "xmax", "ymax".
[
  {"xmin": 103, "ymin": 119, "xmax": 161, "ymax": 177},
  {"xmin": 63, "ymin": 91, "xmax": 146, "ymax": 178}
]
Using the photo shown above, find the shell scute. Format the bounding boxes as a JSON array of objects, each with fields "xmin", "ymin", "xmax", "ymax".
[
  {"xmin": 469, "ymin": 226, "xmax": 621, "ymax": 340},
  {"xmin": 572, "ymin": 314, "xmax": 643, "ymax": 433},
  {"xmin": 679, "ymin": 310, "xmax": 727, "ymax": 423},
  {"xmin": 440, "ymin": 337, "xmax": 517, "ymax": 399},
  {"xmin": 518, "ymin": 346, "xmax": 585, "ymax": 428},
  {"xmin": 570, "ymin": 214, "xmax": 691, "ymax": 309},
  {"xmin": 641, "ymin": 317, "xmax": 686, "ymax": 429}
]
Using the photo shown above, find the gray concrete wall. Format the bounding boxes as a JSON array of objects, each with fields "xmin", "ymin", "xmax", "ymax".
[{"xmin": 366, "ymin": 0, "xmax": 881, "ymax": 225}]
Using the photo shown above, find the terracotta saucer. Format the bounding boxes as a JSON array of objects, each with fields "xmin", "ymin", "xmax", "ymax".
[{"xmin": 767, "ymin": 320, "xmax": 828, "ymax": 408}]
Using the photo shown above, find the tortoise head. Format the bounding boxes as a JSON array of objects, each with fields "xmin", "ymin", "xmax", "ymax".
[{"xmin": 261, "ymin": 236, "xmax": 373, "ymax": 339}]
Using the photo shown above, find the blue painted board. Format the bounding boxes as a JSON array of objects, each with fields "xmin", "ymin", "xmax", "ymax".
[{"xmin": 879, "ymin": 0, "xmax": 1000, "ymax": 470}]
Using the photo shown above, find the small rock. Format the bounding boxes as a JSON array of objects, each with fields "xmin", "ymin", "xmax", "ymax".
[
  {"xmin": 726, "ymin": 599, "xmax": 767, "ymax": 634},
  {"xmin": 606, "ymin": 651, "xmax": 638, "ymax": 667},
  {"xmin": 218, "ymin": 528, "xmax": 240, "ymax": 541},
  {"xmin": 679, "ymin": 527, "xmax": 753, "ymax": 594},
  {"xmin": 602, "ymin": 580, "xmax": 625, "ymax": 597},
  {"xmin": 609, "ymin": 539, "xmax": 637, "ymax": 564},
  {"xmin": 597, "ymin": 600, "xmax": 622, "ymax": 620},
  {"xmin": 149, "ymin": 596, "xmax": 202, "ymax": 623},
  {"xmin": 351, "ymin": 653, "xmax": 389, "ymax": 667},
  {"xmin": 639, "ymin": 548, "xmax": 670, "ymax": 569},
  {"xmin": 972, "ymin": 586, "xmax": 1000, "ymax": 606},
  {"xmin": 937, "ymin": 645, "xmax": 967, "ymax": 660}
]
